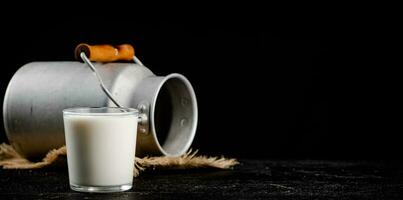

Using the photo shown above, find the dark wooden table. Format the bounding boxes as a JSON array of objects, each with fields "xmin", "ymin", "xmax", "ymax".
[{"xmin": 1, "ymin": 160, "xmax": 402, "ymax": 199}]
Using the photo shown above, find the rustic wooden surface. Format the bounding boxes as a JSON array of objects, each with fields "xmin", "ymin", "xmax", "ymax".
[{"xmin": 1, "ymin": 160, "xmax": 402, "ymax": 199}]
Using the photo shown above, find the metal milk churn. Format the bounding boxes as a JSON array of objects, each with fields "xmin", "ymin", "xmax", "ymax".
[{"xmin": 2, "ymin": 44, "xmax": 198, "ymax": 159}]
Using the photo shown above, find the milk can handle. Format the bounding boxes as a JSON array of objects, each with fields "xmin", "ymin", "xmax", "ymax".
[
  {"xmin": 75, "ymin": 44, "xmax": 149, "ymax": 134},
  {"xmin": 75, "ymin": 43, "xmax": 137, "ymax": 63}
]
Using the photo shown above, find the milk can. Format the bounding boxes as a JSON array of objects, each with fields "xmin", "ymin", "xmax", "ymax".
[{"xmin": 2, "ymin": 44, "xmax": 198, "ymax": 159}]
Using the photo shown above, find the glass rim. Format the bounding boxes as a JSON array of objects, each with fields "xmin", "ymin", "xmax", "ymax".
[{"xmin": 63, "ymin": 107, "xmax": 138, "ymax": 116}]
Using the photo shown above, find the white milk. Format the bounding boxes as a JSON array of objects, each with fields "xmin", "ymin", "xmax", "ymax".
[{"xmin": 64, "ymin": 115, "xmax": 137, "ymax": 187}]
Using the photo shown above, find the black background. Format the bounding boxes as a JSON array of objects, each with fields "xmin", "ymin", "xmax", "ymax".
[{"xmin": 0, "ymin": 12, "xmax": 399, "ymax": 160}]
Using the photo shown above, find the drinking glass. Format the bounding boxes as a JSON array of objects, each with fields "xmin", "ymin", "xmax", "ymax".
[{"xmin": 63, "ymin": 107, "xmax": 138, "ymax": 193}]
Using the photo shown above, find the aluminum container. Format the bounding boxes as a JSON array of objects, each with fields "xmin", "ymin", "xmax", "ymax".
[{"xmin": 3, "ymin": 62, "xmax": 198, "ymax": 159}]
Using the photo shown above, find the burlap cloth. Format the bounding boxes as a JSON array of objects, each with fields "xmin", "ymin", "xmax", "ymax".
[{"xmin": 0, "ymin": 143, "xmax": 238, "ymax": 177}]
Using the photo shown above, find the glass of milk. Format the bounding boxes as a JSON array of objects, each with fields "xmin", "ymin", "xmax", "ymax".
[{"xmin": 63, "ymin": 107, "xmax": 138, "ymax": 193}]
